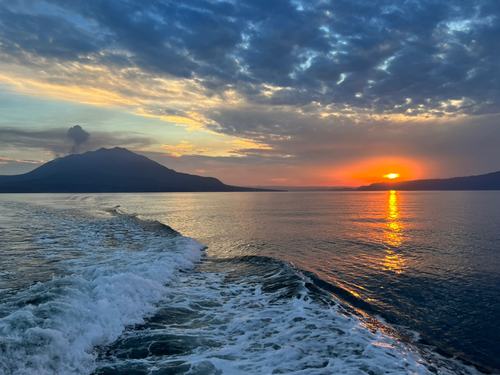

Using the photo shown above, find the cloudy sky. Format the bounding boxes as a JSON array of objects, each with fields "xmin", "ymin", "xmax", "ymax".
[{"xmin": 1, "ymin": 0, "xmax": 500, "ymax": 186}]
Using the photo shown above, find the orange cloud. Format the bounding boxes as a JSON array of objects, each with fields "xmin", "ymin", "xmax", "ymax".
[
  {"xmin": 162, "ymin": 141, "xmax": 195, "ymax": 152},
  {"xmin": 231, "ymin": 139, "xmax": 273, "ymax": 149},
  {"xmin": 162, "ymin": 142, "xmax": 211, "ymax": 155},
  {"xmin": 0, "ymin": 157, "xmax": 44, "ymax": 164},
  {"xmin": 165, "ymin": 152, "xmax": 182, "ymax": 158}
]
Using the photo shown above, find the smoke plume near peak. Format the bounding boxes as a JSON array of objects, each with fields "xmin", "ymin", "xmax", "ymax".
[{"xmin": 67, "ymin": 125, "xmax": 90, "ymax": 153}]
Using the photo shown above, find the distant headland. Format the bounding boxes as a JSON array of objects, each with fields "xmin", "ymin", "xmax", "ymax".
[
  {"xmin": 357, "ymin": 171, "xmax": 500, "ymax": 191},
  {"xmin": 0, "ymin": 147, "xmax": 273, "ymax": 193}
]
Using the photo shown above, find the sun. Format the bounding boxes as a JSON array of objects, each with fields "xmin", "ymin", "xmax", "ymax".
[{"xmin": 384, "ymin": 173, "xmax": 400, "ymax": 179}]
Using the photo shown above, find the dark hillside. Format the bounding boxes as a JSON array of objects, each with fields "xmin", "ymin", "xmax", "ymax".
[
  {"xmin": 357, "ymin": 171, "xmax": 500, "ymax": 191},
  {"xmin": 0, "ymin": 148, "xmax": 269, "ymax": 193}
]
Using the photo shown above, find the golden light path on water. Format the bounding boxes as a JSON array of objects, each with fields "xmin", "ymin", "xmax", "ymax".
[{"xmin": 383, "ymin": 190, "xmax": 407, "ymax": 274}]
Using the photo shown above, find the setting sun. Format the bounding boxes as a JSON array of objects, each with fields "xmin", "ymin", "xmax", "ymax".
[{"xmin": 384, "ymin": 173, "xmax": 400, "ymax": 179}]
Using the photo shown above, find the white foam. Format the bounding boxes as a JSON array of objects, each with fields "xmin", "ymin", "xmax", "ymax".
[
  {"xmin": 0, "ymin": 214, "xmax": 205, "ymax": 375},
  {"xmin": 96, "ymin": 263, "xmax": 483, "ymax": 375}
]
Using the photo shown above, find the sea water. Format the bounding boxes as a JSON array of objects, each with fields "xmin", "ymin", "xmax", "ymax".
[{"xmin": 0, "ymin": 192, "xmax": 498, "ymax": 375}]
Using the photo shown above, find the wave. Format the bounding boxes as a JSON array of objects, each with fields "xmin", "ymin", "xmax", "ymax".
[
  {"xmin": 0, "ymin": 210, "xmax": 205, "ymax": 375},
  {"xmin": 94, "ymin": 255, "xmax": 482, "ymax": 375},
  {"xmin": 103, "ymin": 205, "xmax": 184, "ymax": 239}
]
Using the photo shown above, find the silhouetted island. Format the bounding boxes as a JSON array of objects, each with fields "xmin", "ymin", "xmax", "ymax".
[
  {"xmin": 357, "ymin": 171, "xmax": 500, "ymax": 191},
  {"xmin": 0, "ymin": 147, "xmax": 272, "ymax": 193}
]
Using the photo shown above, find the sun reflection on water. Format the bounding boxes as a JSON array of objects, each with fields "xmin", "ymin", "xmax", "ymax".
[{"xmin": 383, "ymin": 191, "xmax": 407, "ymax": 273}]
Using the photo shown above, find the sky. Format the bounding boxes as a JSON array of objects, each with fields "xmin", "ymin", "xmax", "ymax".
[{"xmin": 1, "ymin": 0, "xmax": 500, "ymax": 187}]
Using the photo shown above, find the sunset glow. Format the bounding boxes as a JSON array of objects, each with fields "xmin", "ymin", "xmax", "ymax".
[{"xmin": 335, "ymin": 157, "xmax": 428, "ymax": 186}]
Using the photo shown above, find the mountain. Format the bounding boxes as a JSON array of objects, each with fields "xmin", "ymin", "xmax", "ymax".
[
  {"xmin": 0, "ymin": 148, "xmax": 268, "ymax": 193},
  {"xmin": 357, "ymin": 170, "xmax": 500, "ymax": 191}
]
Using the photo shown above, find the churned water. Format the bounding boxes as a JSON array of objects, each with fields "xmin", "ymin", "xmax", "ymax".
[{"xmin": 0, "ymin": 192, "xmax": 498, "ymax": 374}]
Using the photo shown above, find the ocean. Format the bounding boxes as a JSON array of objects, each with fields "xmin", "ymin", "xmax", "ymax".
[{"xmin": 0, "ymin": 192, "xmax": 498, "ymax": 375}]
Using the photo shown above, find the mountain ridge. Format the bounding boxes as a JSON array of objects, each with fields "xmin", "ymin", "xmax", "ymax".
[
  {"xmin": 357, "ymin": 170, "xmax": 500, "ymax": 191},
  {"xmin": 0, "ymin": 147, "xmax": 271, "ymax": 193}
]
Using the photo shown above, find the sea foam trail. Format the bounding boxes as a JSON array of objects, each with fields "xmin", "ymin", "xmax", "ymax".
[
  {"xmin": 0, "ymin": 210, "xmax": 205, "ymax": 375},
  {"xmin": 95, "ymin": 257, "xmax": 482, "ymax": 375}
]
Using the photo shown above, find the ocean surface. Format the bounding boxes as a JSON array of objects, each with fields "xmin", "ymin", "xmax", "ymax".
[{"xmin": 0, "ymin": 192, "xmax": 499, "ymax": 375}]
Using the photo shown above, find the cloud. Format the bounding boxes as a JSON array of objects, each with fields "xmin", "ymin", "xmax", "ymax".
[
  {"xmin": 1, "ymin": 0, "xmax": 500, "ymax": 117},
  {"xmin": 161, "ymin": 141, "xmax": 211, "ymax": 156},
  {"xmin": 0, "ymin": 156, "xmax": 44, "ymax": 165},
  {"xmin": 0, "ymin": 127, "xmax": 154, "ymax": 156},
  {"xmin": 0, "ymin": 127, "xmax": 69, "ymax": 155},
  {"xmin": 162, "ymin": 142, "xmax": 195, "ymax": 152}
]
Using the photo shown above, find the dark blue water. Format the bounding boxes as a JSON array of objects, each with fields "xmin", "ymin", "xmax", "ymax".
[{"xmin": 0, "ymin": 192, "xmax": 498, "ymax": 374}]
